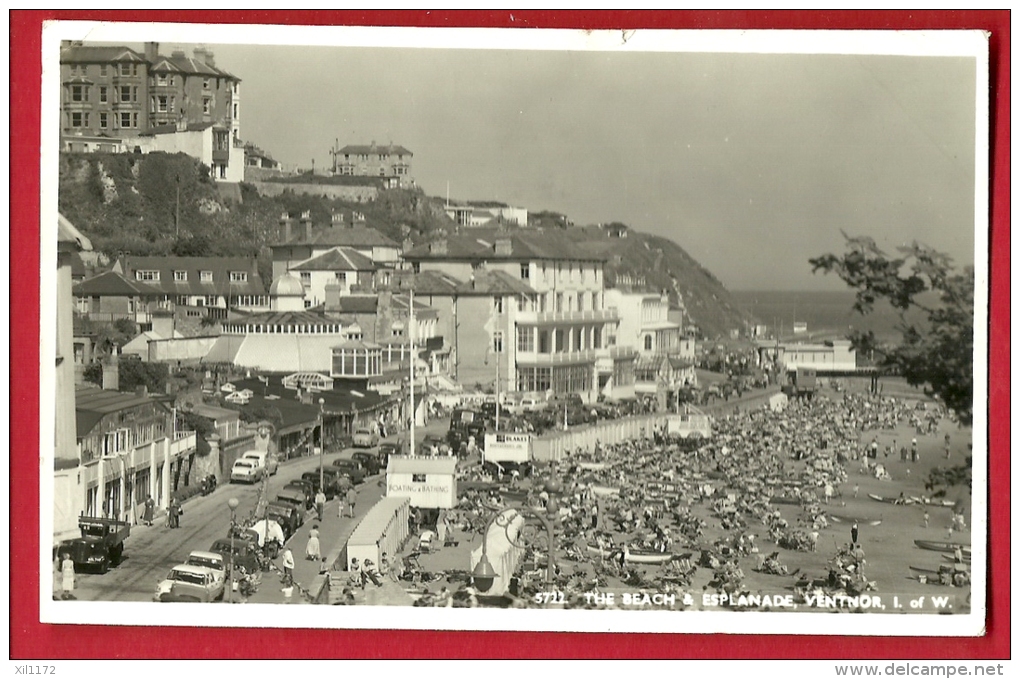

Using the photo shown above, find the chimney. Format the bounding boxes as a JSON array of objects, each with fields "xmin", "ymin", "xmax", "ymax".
[
  {"xmin": 378, "ymin": 290, "xmax": 392, "ymax": 312},
  {"xmin": 151, "ymin": 311, "xmax": 175, "ymax": 339},
  {"xmin": 331, "ymin": 211, "xmax": 344, "ymax": 227},
  {"xmin": 171, "ymin": 50, "xmax": 186, "ymax": 59},
  {"xmin": 102, "ymin": 347, "xmax": 120, "ymax": 391},
  {"xmin": 193, "ymin": 48, "xmax": 214, "ymax": 67},
  {"xmin": 144, "ymin": 42, "xmax": 159, "ymax": 63},
  {"xmin": 279, "ymin": 213, "xmax": 293, "ymax": 242},
  {"xmin": 301, "ymin": 210, "xmax": 313, "ymax": 241},
  {"xmin": 429, "ymin": 239, "xmax": 447, "ymax": 255},
  {"xmin": 494, "ymin": 237, "xmax": 512, "ymax": 257}
]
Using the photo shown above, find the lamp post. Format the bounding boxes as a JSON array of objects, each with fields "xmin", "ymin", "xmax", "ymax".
[
  {"xmin": 318, "ymin": 397, "xmax": 326, "ymax": 491},
  {"xmin": 226, "ymin": 497, "xmax": 239, "ymax": 603},
  {"xmin": 471, "ymin": 480, "xmax": 562, "ymax": 596}
]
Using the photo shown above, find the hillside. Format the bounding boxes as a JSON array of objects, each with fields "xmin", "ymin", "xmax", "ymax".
[{"xmin": 58, "ymin": 152, "xmax": 751, "ymax": 337}]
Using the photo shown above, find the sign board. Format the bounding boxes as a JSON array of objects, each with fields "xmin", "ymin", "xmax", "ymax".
[
  {"xmin": 483, "ymin": 432, "xmax": 532, "ymax": 464},
  {"xmin": 385, "ymin": 456, "xmax": 458, "ymax": 509}
]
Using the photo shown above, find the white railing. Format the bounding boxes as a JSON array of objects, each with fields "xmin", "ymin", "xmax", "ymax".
[{"xmin": 170, "ymin": 430, "xmax": 196, "ymax": 456}]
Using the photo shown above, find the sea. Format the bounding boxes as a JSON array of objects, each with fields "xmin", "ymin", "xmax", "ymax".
[{"xmin": 731, "ymin": 290, "xmax": 926, "ymax": 344}]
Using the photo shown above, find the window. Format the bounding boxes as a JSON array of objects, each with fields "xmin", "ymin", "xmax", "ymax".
[
  {"xmin": 120, "ymin": 112, "xmax": 132, "ymax": 128},
  {"xmin": 119, "ymin": 85, "xmax": 131, "ymax": 102},
  {"xmin": 644, "ymin": 335, "xmax": 653, "ymax": 351},
  {"xmin": 100, "ymin": 65, "xmax": 107, "ymax": 77},
  {"xmin": 412, "ymin": 474, "xmax": 427, "ymax": 483},
  {"xmin": 133, "ymin": 112, "xmax": 139, "ymax": 128},
  {"xmin": 70, "ymin": 84, "xmax": 89, "ymax": 102},
  {"xmin": 577, "ymin": 292, "xmax": 584, "ymax": 311},
  {"xmin": 592, "ymin": 327, "xmax": 602, "ymax": 349},
  {"xmin": 156, "ymin": 73, "xmax": 168, "ymax": 86},
  {"xmin": 200, "ymin": 271, "xmax": 213, "ymax": 282},
  {"xmin": 520, "ymin": 263, "xmax": 530, "ymax": 279},
  {"xmin": 334, "ymin": 272, "xmax": 347, "ymax": 282},
  {"xmin": 517, "ymin": 327, "xmax": 534, "ymax": 353},
  {"xmin": 156, "ymin": 95, "xmax": 169, "ymax": 113},
  {"xmin": 299, "ymin": 272, "xmax": 311, "ymax": 285},
  {"xmin": 592, "ymin": 293, "xmax": 599, "ymax": 311},
  {"xmin": 69, "ymin": 112, "xmax": 87, "ymax": 128},
  {"xmin": 555, "ymin": 293, "xmax": 563, "ymax": 313},
  {"xmin": 174, "ymin": 270, "xmax": 187, "ymax": 282},
  {"xmin": 494, "ymin": 296, "xmax": 504, "ymax": 314},
  {"xmin": 493, "ymin": 331, "xmax": 503, "ymax": 354},
  {"xmin": 120, "ymin": 63, "xmax": 132, "ymax": 76},
  {"xmin": 203, "ymin": 78, "xmax": 211, "ymax": 90},
  {"xmin": 205, "ymin": 295, "xmax": 219, "ymax": 307},
  {"xmin": 99, "ymin": 86, "xmax": 108, "ymax": 103},
  {"xmin": 412, "ymin": 262, "xmax": 421, "ymax": 274},
  {"xmin": 136, "ymin": 270, "xmax": 160, "ymax": 281},
  {"xmin": 202, "ymin": 97, "xmax": 212, "ymax": 114},
  {"xmin": 232, "ymin": 103, "xmax": 238, "ymax": 119}
]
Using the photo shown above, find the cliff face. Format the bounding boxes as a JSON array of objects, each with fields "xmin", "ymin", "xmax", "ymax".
[{"xmin": 59, "ymin": 152, "xmax": 750, "ymax": 337}]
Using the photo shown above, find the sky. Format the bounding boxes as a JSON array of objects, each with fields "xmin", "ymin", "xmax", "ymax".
[{"xmin": 91, "ymin": 29, "xmax": 980, "ymax": 291}]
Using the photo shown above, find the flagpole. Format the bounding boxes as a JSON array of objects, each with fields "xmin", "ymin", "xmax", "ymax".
[{"xmin": 409, "ymin": 286, "xmax": 415, "ymax": 457}]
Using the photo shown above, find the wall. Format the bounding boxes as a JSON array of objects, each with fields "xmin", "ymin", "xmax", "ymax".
[
  {"xmin": 252, "ymin": 181, "xmax": 379, "ymax": 203},
  {"xmin": 454, "ymin": 296, "xmax": 511, "ymax": 390},
  {"xmin": 147, "ymin": 335, "xmax": 220, "ymax": 363},
  {"xmin": 56, "ymin": 249, "xmax": 79, "ymax": 464},
  {"xmin": 244, "ymin": 165, "xmax": 291, "ymax": 182},
  {"xmin": 53, "ymin": 468, "xmax": 83, "ymax": 542}
]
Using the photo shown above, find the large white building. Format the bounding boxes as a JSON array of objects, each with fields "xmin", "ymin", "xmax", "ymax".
[{"xmin": 756, "ymin": 339, "xmax": 857, "ymax": 372}]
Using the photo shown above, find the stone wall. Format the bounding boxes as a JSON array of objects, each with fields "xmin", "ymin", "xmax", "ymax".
[{"xmin": 251, "ymin": 181, "xmax": 379, "ymax": 203}]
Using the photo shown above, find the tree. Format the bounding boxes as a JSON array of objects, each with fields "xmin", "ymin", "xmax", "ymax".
[{"xmin": 810, "ymin": 234, "xmax": 974, "ymax": 425}]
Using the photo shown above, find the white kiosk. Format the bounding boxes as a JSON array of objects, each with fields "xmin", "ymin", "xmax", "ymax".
[{"xmin": 385, "ymin": 456, "xmax": 458, "ymax": 509}]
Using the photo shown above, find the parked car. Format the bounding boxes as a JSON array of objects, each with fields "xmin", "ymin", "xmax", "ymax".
[
  {"xmin": 266, "ymin": 502, "xmax": 301, "ymax": 540},
  {"xmin": 331, "ymin": 458, "xmax": 366, "ymax": 485},
  {"xmin": 420, "ymin": 433, "xmax": 449, "ymax": 455},
  {"xmin": 548, "ymin": 393, "xmax": 584, "ymax": 411},
  {"xmin": 184, "ymin": 550, "xmax": 226, "ymax": 586},
  {"xmin": 351, "ymin": 451, "xmax": 384, "ymax": 475},
  {"xmin": 352, "ymin": 428, "xmax": 380, "ymax": 448},
  {"xmin": 154, "ymin": 564, "xmax": 225, "ymax": 602},
  {"xmin": 230, "ymin": 458, "xmax": 262, "ymax": 484},
  {"xmin": 208, "ymin": 538, "xmax": 261, "ymax": 574},
  {"xmin": 241, "ymin": 450, "xmax": 278, "ymax": 476},
  {"xmin": 301, "ymin": 470, "xmax": 342, "ymax": 500},
  {"xmin": 283, "ymin": 479, "xmax": 315, "ymax": 504},
  {"xmin": 378, "ymin": 441, "xmax": 403, "ymax": 462},
  {"xmin": 275, "ymin": 487, "xmax": 312, "ymax": 513}
]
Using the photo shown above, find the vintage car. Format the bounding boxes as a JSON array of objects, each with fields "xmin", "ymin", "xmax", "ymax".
[
  {"xmin": 301, "ymin": 470, "xmax": 343, "ymax": 500},
  {"xmin": 351, "ymin": 451, "xmax": 384, "ymax": 475},
  {"xmin": 230, "ymin": 458, "xmax": 263, "ymax": 484},
  {"xmin": 330, "ymin": 458, "xmax": 366, "ymax": 485},
  {"xmin": 154, "ymin": 564, "xmax": 225, "ymax": 602},
  {"xmin": 241, "ymin": 450, "xmax": 278, "ymax": 476},
  {"xmin": 352, "ymin": 428, "xmax": 380, "ymax": 448},
  {"xmin": 378, "ymin": 441, "xmax": 403, "ymax": 461},
  {"xmin": 275, "ymin": 486, "xmax": 312, "ymax": 513},
  {"xmin": 184, "ymin": 550, "xmax": 226, "ymax": 586},
  {"xmin": 266, "ymin": 502, "xmax": 302, "ymax": 540},
  {"xmin": 208, "ymin": 538, "xmax": 261, "ymax": 574},
  {"xmin": 283, "ymin": 479, "xmax": 316, "ymax": 506}
]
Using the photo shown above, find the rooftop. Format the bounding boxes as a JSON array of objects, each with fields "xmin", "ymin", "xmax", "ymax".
[
  {"xmin": 338, "ymin": 143, "xmax": 412, "ymax": 157},
  {"xmin": 74, "ymin": 271, "xmax": 162, "ymax": 297},
  {"xmin": 272, "ymin": 223, "xmax": 400, "ymax": 249},
  {"xmin": 403, "ymin": 231, "xmax": 608, "ymax": 263},
  {"xmin": 290, "ymin": 247, "xmax": 377, "ymax": 272}
]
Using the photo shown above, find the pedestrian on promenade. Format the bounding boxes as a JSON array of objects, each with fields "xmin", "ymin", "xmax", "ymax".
[
  {"xmin": 60, "ymin": 552, "xmax": 75, "ymax": 599},
  {"xmin": 306, "ymin": 524, "xmax": 321, "ymax": 561},
  {"xmin": 436, "ymin": 512, "xmax": 447, "ymax": 546},
  {"xmin": 944, "ymin": 433, "xmax": 952, "ymax": 459},
  {"xmin": 337, "ymin": 496, "xmax": 345, "ymax": 519},
  {"xmin": 349, "ymin": 558, "xmax": 363, "ymax": 589},
  {"xmin": 851, "ymin": 522, "xmax": 859, "ymax": 545},
  {"xmin": 281, "ymin": 547, "xmax": 295, "ymax": 586},
  {"xmin": 142, "ymin": 495, "xmax": 155, "ymax": 526},
  {"xmin": 923, "ymin": 511, "xmax": 930, "ymax": 528},
  {"xmin": 315, "ymin": 490, "xmax": 326, "ymax": 522},
  {"xmin": 853, "ymin": 484, "xmax": 860, "ymax": 499},
  {"xmin": 169, "ymin": 497, "xmax": 182, "ymax": 529},
  {"xmin": 346, "ymin": 487, "xmax": 356, "ymax": 518}
]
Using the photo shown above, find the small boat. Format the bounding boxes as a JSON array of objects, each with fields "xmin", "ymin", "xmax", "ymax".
[
  {"xmin": 828, "ymin": 515, "xmax": 882, "ymax": 526},
  {"xmin": 909, "ymin": 496, "xmax": 957, "ymax": 508},
  {"xmin": 591, "ymin": 486, "xmax": 621, "ymax": 497},
  {"xmin": 869, "ymin": 493, "xmax": 915, "ymax": 505},
  {"xmin": 585, "ymin": 544, "xmax": 674, "ymax": 565},
  {"xmin": 914, "ymin": 539, "xmax": 972, "ymax": 556}
]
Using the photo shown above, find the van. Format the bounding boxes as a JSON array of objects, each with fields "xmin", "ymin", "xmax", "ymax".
[{"xmin": 241, "ymin": 450, "xmax": 278, "ymax": 476}]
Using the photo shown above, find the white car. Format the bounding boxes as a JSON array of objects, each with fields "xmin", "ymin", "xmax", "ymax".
[
  {"xmin": 154, "ymin": 564, "xmax": 225, "ymax": 602},
  {"xmin": 241, "ymin": 450, "xmax": 278, "ymax": 476},
  {"xmin": 230, "ymin": 458, "xmax": 262, "ymax": 484}
]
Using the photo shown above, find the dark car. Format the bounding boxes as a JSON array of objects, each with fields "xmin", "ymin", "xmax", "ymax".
[
  {"xmin": 331, "ymin": 459, "xmax": 366, "ymax": 485},
  {"xmin": 301, "ymin": 470, "xmax": 343, "ymax": 500},
  {"xmin": 548, "ymin": 393, "xmax": 584, "ymax": 411},
  {"xmin": 208, "ymin": 538, "xmax": 261, "ymax": 574},
  {"xmin": 283, "ymin": 479, "xmax": 315, "ymax": 506},
  {"xmin": 265, "ymin": 502, "xmax": 301, "ymax": 540},
  {"xmin": 378, "ymin": 441, "xmax": 403, "ymax": 462},
  {"xmin": 420, "ymin": 433, "xmax": 449, "ymax": 454},
  {"xmin": 274, "ymin": 487, "xmax": 311, "ymax": 516},
  {"xmin": 351, "ymin": 451, "xmax": 383, "ymax": 475}
]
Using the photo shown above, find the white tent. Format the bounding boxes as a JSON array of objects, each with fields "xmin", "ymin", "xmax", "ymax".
[{"xmin": 249, "ymin": 518, "xmax": 286, "ymax": 547}]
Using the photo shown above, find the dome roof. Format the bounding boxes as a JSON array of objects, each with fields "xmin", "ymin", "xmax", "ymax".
[{"xmin": 270, "ymin": 272, "xmax": 305, "ymax": 297}]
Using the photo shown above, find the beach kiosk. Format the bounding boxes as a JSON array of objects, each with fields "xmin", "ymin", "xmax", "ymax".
[
  {"xmin": 346, "ymin": 496, "xmax": 411, "ymax": 571},
  {"xmin": 385, "ymin": 456, "xmax": 458, "ymax": 509},
  {"xmin": 482, "ymin": 432, "xmax": 532, "ymax": 467}
]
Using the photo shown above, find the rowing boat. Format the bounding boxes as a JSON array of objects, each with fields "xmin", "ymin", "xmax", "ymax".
[
  {"xmin": 828, "ymin": 515, "xmax": 882, "ymax": 526},
  {"xmin": 914, "ymin": 539, "xmax": 972, "ymax": 556},
  {"xmin": 585, "ymin": 544, "xmax": 674, "ymax": 564},
  {"xmin": 869, "ymin": 493, "xmax": 914, "ymax": 505},
  {"xmin": 908, "ymin": 496, "xmax": 957, "ymax": 508}
]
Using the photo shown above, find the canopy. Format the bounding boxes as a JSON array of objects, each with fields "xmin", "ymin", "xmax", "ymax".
[{"xmin": 249, "ymin": 519, "xmax": 286, "ymax": 546}]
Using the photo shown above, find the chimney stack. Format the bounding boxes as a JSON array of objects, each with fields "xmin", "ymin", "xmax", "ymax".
[
  {"xmin": 429, "ymin": 239, "xmax": 448, "ymax": 255},
  {"xmin": 144, "ymin": 42, "xmax": 159, "ymax": 63},
  {"xmin": 494, "ymin": 237, "xmax": 512, "ymax": 257},
  {"xmin": 279, "ymin": 212, "xmax": 293, "ymax": 242},
  {"xmin": 331, "ymin": 211, "xmax": 344, "ymax": 228},
  {"xmin": 301, "ymin": 211, "xmax": 313, "ymax": 241}
]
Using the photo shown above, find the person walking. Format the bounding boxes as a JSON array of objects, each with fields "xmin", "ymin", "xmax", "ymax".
[
  {"xmin": 315, "ymin": 490, "xmax": 326, "ymax": 522},
  {"xmin": 305, "ymin": 525, "xmax": 321, "ymax": 561},
  {"xmin": 60, "ymin": 552, "xmax": 76, "ymax": 599},
  {"xmin": 142, "ymin": 495, "xmax": 155, "ymax": 527},
  {"xmin": 944, "ymin": 433, "xmax": 952, "ymax": 459},
  {"xmin": 346, "ymin": 487, "xmax": 356, "ymax": 518},
  {"xmin": 436, "ymin": 511, "xmax": 447, "ymax": 547},
  {"xmin": 169, "ymin": 497, "xmax": 182, "ymax": 529},
  {"xmin": 280, "ymin": 547, "xmax": 295, "ymax": 586},
  {"xmin": 923, "ymin": 511, "xmax": 930, "ymax": 528},
  {"xmin": 851, "ymin": 522, "xmax": 859, "ymax": 545}
]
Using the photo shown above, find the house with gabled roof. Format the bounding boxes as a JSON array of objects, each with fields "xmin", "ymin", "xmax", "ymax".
[{"xmin": 336, "ymin": 142, "xmax": 413, "ymax": 187}]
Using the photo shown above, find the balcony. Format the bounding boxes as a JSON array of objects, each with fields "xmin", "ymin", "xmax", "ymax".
[
  {"xmin": 515, "ymin": 349, "xmax": 601, "ymax": 367},
  {"xmin": 170, "ymin": 430, "xmax": 196, "ymax": 457},
  {"xmin": 515, "ymin": 308, "xmax": 619, "ymax": 325},
  {"xmin": 212, "ymin": 148, "xmax": 229, "ymax": 163}
]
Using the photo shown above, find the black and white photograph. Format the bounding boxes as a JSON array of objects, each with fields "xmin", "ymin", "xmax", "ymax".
[{"xmin": 39, "ymin": 21, "xmax": 989, "ymax": 637}]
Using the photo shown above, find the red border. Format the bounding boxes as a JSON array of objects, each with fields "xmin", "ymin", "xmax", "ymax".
[{"xmin": 11, "ymin": 10, "xmax": 1009, "ymax": 659}]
